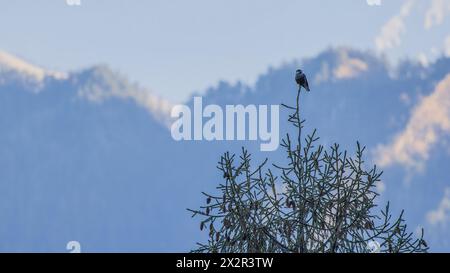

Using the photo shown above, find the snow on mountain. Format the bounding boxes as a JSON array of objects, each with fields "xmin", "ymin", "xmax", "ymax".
[
  {"xmin": 375, "ymin": 73, "xmax": 450, "ymax": 171},
  {"xmin": 0, "ymin": 51, "xmax": 173, "ymax": 126},
  {"xmin": 0, "ymin": 50, "xmax": 67, "ymax": 85},
  {"xmin": 73, "ymin": 65, "xmax": 173, "ymax": 126}
]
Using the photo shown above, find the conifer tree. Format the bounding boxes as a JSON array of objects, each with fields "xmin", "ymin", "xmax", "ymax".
[{"xmin": 189, "ymin": 82, "xmax": 428, "ymax": 253}]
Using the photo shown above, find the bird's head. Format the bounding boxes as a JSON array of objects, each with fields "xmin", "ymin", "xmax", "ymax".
[{"xmin": 296, "ymin": 69, "xmax": 302, "ymax": 74}]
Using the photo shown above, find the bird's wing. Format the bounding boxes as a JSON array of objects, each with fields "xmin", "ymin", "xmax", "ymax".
[{"xmin": 304, "ymin": 77, "xmax": 310, "ymax": 91}]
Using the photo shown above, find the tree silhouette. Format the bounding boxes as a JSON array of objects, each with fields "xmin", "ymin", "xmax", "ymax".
[{"xmin": 188, "ymin": 80, "xmax": 428, "ymax": 253}]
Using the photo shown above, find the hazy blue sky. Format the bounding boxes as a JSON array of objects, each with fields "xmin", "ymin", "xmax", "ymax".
[{"xmin": 0, "ymin": 0, "xmax": 448, "ymax": 101}]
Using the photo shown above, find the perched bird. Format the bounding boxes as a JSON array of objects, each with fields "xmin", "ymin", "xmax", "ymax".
[{"xmin": 295, "ymin": 69, "xmax": 310, "ymax": 91}]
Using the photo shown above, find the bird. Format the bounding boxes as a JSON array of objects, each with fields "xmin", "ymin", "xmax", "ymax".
[{"xmin": 295, "ymin": 69, "xmax": 310, "ymax": 91}]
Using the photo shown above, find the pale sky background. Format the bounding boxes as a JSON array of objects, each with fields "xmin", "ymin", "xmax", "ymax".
[{"xmin": 0, "ymin": 0, "xmax": 448, "ymax": 102}]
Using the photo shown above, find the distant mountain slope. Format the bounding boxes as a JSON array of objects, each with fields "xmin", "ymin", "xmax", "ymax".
[
  {"xmin": 199, "ymin": 48, "xmax": 447, "ymax": 149},
  {"xmin": 0, "ymin": 48, "xmax": 449, "ymax": 251},
  {"xmin": 0, "ymin": 54, "xmax": 184, "ymax": 251}
]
